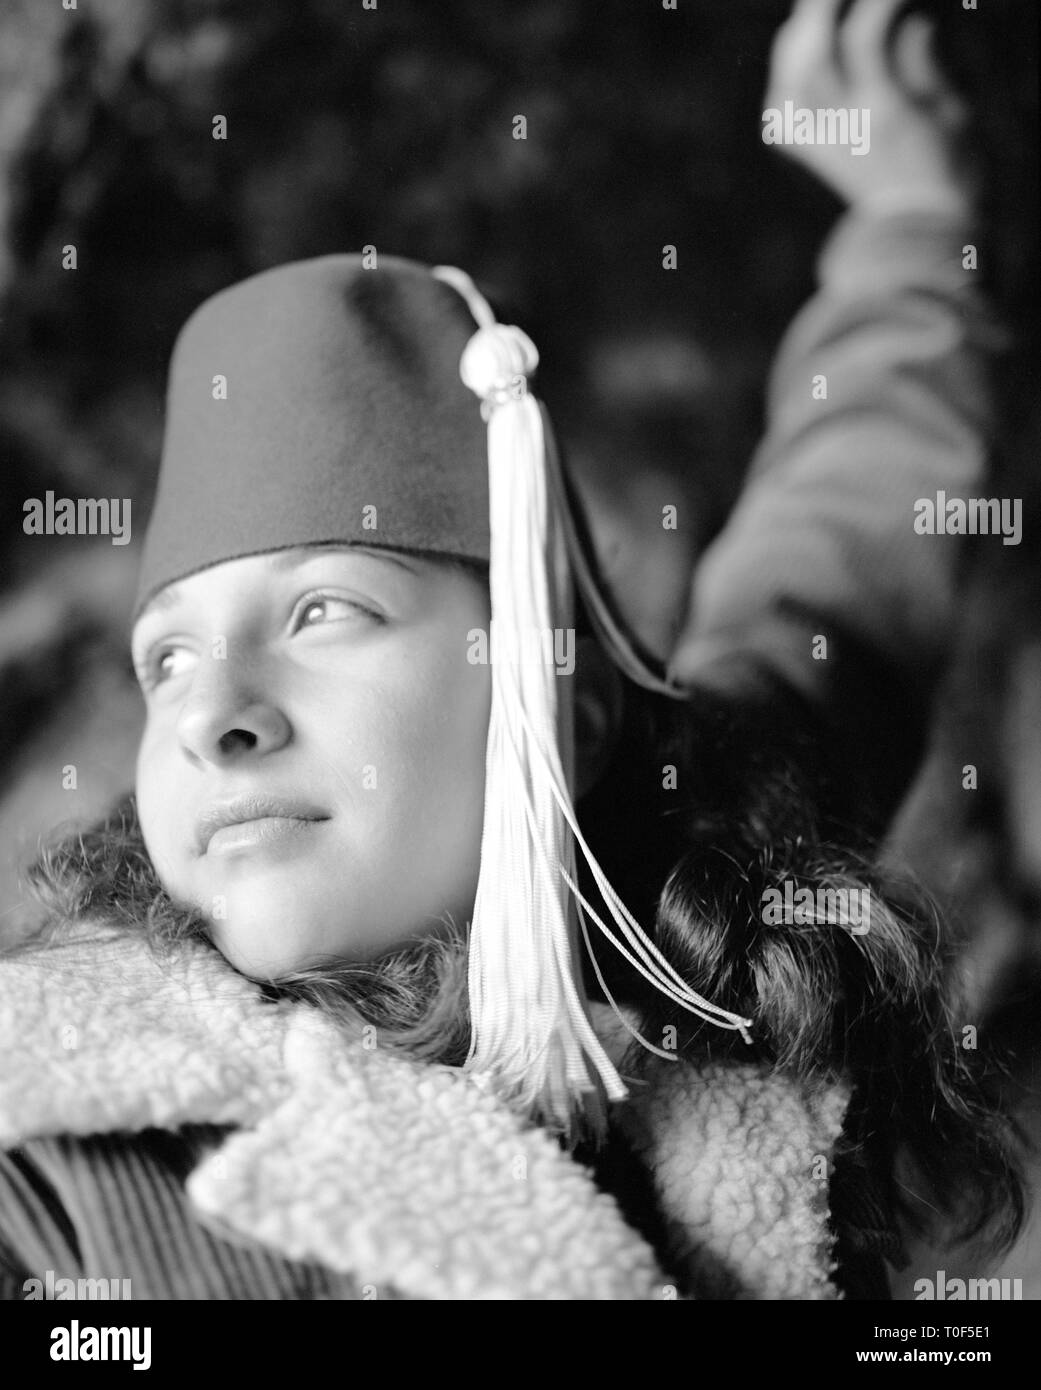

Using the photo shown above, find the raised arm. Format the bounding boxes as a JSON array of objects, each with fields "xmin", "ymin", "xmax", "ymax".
[{"xmin": 667, "ymin": 0, "xmax": 997, "ymax": 826}]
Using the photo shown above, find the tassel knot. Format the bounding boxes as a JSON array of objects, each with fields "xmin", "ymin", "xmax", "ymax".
[{"xmin": 460, "ymin": 324, "xmax": 539, "ymax": 415}]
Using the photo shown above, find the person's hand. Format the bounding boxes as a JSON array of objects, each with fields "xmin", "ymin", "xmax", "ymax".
[{"xmin": 763, "ymin": 0, "xmax": 974, "ymax": 215}]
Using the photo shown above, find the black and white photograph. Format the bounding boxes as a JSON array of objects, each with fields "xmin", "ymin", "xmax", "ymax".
[{"xmin": 0, "ymin": 0, "xmax": 1038, "ymax": 1352}]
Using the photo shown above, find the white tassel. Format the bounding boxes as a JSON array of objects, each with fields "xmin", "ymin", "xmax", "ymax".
[{"xmin": 432, "ymin": 265, "xmax": 752, "ymax": 1140}]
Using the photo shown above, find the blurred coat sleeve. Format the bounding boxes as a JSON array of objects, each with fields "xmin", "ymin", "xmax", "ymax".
[{"xmin": 666, "ymin": 209, "xmax": 1004, "ymax": 817}]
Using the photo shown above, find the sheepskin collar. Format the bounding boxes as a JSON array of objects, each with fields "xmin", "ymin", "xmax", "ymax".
[{"xmin": 0, "ymin": 920, "xmax": 848, "ymax": 1299}]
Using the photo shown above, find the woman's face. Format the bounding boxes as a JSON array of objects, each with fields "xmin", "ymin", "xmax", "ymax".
[{"xmin": 131, "ymin": 545, "xmax": 491, "ymax": 978}]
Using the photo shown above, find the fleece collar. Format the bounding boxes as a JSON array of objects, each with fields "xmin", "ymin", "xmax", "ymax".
[{"xmin": 0, "ymin": 920, "xmax": 848, "ymax": 1299}]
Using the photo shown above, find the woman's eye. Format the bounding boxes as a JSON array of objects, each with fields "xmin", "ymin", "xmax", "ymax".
[
  {"xmin": 294, "ymin": 594, "xmax": 382, "ymax": 630},
  {"xmin": 142, "ymin": 646, "xmax": 197, "ymax": 687}
]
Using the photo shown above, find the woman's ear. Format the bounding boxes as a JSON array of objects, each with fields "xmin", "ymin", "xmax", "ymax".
[{"xmin": 574, "ymin": 636, "xmax": 625, "ymax": 798}]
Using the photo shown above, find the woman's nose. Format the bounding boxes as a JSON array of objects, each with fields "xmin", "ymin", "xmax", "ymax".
[{"xmin": 176, "ymin": 659, "xmax": 291, "ymax": 765}]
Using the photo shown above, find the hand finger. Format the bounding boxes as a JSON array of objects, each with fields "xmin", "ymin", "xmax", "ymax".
[
  {"xmin": 839, "ymin": 0, "xmax": 911, "ymax": 87},
  {"xmin": 892, "ymin": 13, "xmax": 962, "ymax": 110},
  {"xmin": 893, "ymin": 14, "xmax": 938, "ymax": 95},
  {"xmin": 786, "ymin": 0, "xmax": 847, "ymax": 28},
  {"xmin": 774, "ymin": 0, "xmax": 847, "ymax": 77}
]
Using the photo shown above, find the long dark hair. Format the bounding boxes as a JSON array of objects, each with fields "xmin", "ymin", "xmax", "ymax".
[{"xmin": 578, "ymin": 669, "xmax": 1026, "ymax": 1257}]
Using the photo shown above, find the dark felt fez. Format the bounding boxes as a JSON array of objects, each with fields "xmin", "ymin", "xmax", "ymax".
[{"xmin": 134, "ymin": 254, "xmax": 490, "ymax": 621}]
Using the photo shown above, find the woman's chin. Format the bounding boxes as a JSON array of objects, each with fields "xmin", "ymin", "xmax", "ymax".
[{"xmin": 203, "ymin": 910, "xmax": 321, "ymax": 980}]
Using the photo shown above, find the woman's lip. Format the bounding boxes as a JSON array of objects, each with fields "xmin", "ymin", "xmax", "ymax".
[
  {"xmin": 204, "ymin": 816, "xmax": 328, "ymax": 855},
  {"xmin": 196, "ymin": 797, "xmax": 330, "ymax": 853}
]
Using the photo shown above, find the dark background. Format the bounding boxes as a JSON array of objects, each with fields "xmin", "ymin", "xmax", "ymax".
[{"xmin": 0, "ymin": 0, "xmax": 1037, "ymax": 1295}]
